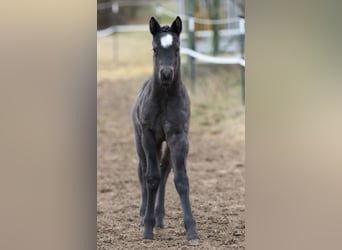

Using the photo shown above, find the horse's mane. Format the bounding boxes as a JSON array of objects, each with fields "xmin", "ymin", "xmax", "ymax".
[{"xmin": 160, "ymin": 26, "xmax": 171, "ymax": 32}]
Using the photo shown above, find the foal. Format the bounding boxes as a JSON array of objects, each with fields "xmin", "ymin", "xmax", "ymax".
[{"xmin": 131, "ymin": 16, "xmax": 199, "ymax": 244}]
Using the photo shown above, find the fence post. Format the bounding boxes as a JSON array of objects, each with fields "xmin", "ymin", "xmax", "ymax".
[
  {"xmin": 156, "ymin": 1, "xmax": 162, "ymax": 23},
  {"xmin": 239, "ymin": 16, "xmax": 245, "ymax": 105},
  {"xmin": 212, "ymin": 0, "xmax": 220, "ymax": 55},
  {"xmin": 187, "ymin": 0, "xmax": 196, "ymax": 92},
  {"xmin": 112, "ymin": 1, "xmax": 119, "ymax": 62}
]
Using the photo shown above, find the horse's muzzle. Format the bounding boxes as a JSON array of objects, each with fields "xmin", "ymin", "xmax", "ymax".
[{"xmin": 160, "ymin": 67, "xmax": 174, "ymax": 85}]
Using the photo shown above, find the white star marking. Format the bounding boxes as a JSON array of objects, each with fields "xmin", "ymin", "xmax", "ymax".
[{"xmin": 160, "ymin": 34, "xmax": 173, "ymax": 48}]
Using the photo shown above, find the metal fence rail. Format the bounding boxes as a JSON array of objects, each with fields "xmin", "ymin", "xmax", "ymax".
[{"xmin": 96, "ymin": 3, "xmax": 245, "ymax": 64}]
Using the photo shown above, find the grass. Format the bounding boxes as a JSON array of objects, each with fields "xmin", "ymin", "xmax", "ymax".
[
  {"xmin": 185, "ymin": 64, "xmax": 245, "ymax": 146},
  {"xmin": 97, "ymin": 32, "xmax": 153, "ymax": 82}
]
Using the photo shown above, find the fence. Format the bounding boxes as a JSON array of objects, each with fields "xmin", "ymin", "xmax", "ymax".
[{"xmin": 97, "ymin": 0, "xmax": 245, "ymax": 102}]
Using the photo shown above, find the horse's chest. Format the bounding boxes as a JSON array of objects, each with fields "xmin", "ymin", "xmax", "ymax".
[{"xmin": 140, "ymin": 102, "xmax": 188, "ymax": 137}]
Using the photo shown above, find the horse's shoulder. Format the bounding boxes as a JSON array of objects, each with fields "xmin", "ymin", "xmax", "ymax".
[{"xmin": 138, "ymin": 78, "xmax": 152, "ymax": 96}]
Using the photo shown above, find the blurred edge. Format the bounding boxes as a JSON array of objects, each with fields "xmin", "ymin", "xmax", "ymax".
[
  {"xmin": 0, "ymin": 1, "xmax": 96, "ymax": 250},
  {"xmin": 1, "ymin": 1, "xmax": 342, "ymax": 250},
  {"xmin": 246, "ymin": 0, "xmax": 342, "ymax": 250}
]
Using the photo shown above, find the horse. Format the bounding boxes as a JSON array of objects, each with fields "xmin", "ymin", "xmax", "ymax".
[{"xmin": 131, "ymin": 16, "xmax": 199, "ymax": 245}]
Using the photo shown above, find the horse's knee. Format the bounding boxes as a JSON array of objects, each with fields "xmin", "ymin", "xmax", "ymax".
[
  {"xmin": 160, "ymin": 164, "xmax": 171, "ymax": 178},
  {"xmin": 174, "ymin": 175, "xmax": 189, "ymax": 195},
  {"xmin": 146, "ymin": 176, "xmax": 161, "ymax": 191}
]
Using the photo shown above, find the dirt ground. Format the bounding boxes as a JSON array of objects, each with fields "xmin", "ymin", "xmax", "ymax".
[{"xmin": 97, "ymin": 34, "xmax": 245, "ymax": 249}]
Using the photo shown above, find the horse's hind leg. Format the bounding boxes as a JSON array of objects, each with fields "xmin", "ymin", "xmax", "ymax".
[
  {"xmin": 138, "ymin": 158, "xmax": 147, "ymax": 226},
  {"xmin": 155, "ymin": 145, "xmax": 171, "ymax": 228},
  {"xmin": 134, "ymin": 129, "xmax": 147, "ymax": 226}
]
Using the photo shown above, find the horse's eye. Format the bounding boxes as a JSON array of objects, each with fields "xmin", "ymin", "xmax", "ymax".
[{"xmin": 153, "ymin": 48, "xmax": 157, "ymax": 55}]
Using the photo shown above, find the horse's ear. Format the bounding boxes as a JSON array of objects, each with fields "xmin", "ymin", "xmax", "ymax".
[
  {"xmin": 149, "ymin": 17, "xmax": 161, "ymax": 35},
  {"xmin": 171, "ymin": 16, "xmax": 182, "ymax": 35}
]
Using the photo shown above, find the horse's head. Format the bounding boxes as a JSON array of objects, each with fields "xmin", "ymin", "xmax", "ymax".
[{"xmin": 149, "ymin": 16, "xmax": 182, "ymax": 87}]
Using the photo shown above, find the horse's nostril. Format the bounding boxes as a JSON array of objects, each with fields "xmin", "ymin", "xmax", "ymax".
[
  {"xmin": 164, "ymin": 72, "xmax": 171, "ymax": 79},
  {"xmin": 161, "ymin": 68, "xmax": 173, "ymax": 80}
]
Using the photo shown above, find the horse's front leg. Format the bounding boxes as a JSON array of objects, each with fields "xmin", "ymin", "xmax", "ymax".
[
  {"xmin": 133, "ymin": 128, "xmax": 147, "ymax": 226},
  {"xmin": 168, "ymin": 132, "xmax": 199, "ymax": 242},
  {"xmin": 141, "ymin": 129, "xmax": 160, "ymax": 240},
  {"xmin": 155, "ymin": 146, "xmax": 171, "ymax": 228}
]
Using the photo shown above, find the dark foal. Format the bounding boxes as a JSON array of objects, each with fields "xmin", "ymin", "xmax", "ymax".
[{"xmin": 131, "ymin": 16, "xmax": 199, "ymax": 244}]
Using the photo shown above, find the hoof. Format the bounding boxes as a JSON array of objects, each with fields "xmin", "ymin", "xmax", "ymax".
[
  {"xmin": 143, "ymin": 232, "xmax": 153, "ymax": 240},
  {"xmin": 188, "ymin": 239, "xmax": 200, "ymax": 246},
  {"xmin": 155, "ymin": 216, "xmax": 164, "ymax": 228},
  {"xmin": 155, "ymin": 221, "xmax": 164, "ymax": 229}
]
